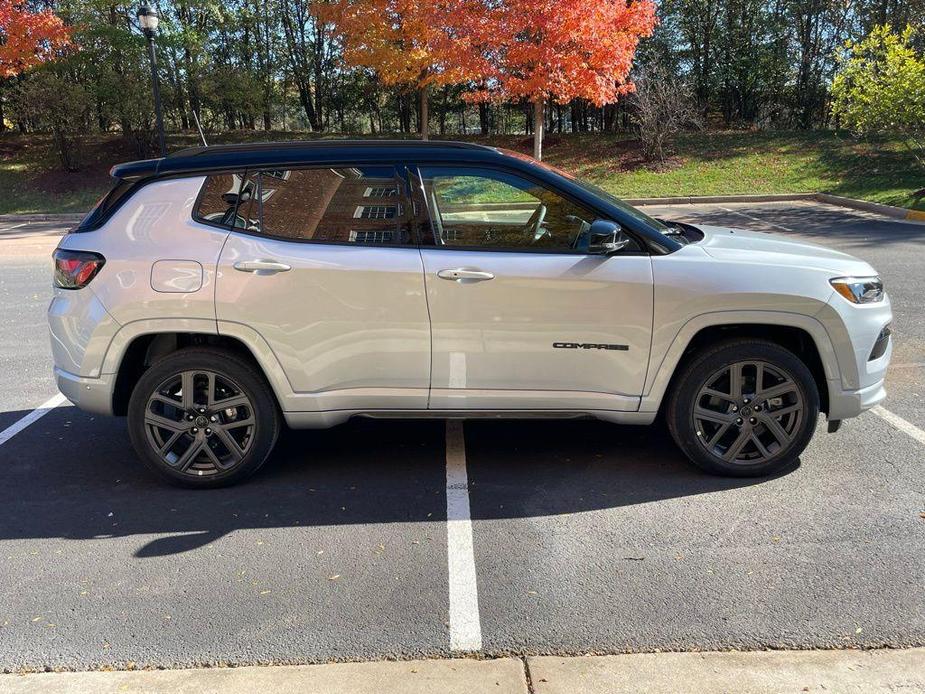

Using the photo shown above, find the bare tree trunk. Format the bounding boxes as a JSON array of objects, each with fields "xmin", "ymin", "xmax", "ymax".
[
  {"xmin": 533, "ymin": 94, "xmax": 544, "ymax": 160},
  {"xmin": 420, "ymin": 84, "xmax": 429, "ymax": 140}
]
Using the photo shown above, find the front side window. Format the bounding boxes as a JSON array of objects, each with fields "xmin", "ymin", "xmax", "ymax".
[
  {"xmin": 418, "ymin": 166, "xmax": 602, "ymax": 252},
  {"xmin": 236, "ymin": 166, "xmax": 411, "ymax": 245},
  {"xmin": 194, "ymin": 172, "xmax": 248, "ymax": 229}
]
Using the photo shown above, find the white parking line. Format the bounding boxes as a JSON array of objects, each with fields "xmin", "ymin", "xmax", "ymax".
[
  {"xmin": 0, "ymin": 394, "xmax": 68, "ymax": 447},
  {"xmin": 445, "ymin": 420, "xmax": 483, "ymax": 652},
  {"xmin": 718, "ymin": 206, "xmax": 795, "ymax": 233},
  {"xmin": 872, "ymin": 406, "xmax": 925, "ymax": 447}
]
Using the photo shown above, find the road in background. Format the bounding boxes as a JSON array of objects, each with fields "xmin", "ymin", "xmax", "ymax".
[{"xmin": 0, "ymin": 202, "xmax": 922, "ymax": 671}]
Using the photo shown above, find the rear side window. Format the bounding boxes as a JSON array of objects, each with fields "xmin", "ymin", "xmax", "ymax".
[
  {"xmin": 76, "ymin": 179, "xmax": 136, "ymax": 231},
  {"xmin": 235, "ymin": 166, "xmax": 412, "ymax": 245},
  {"xmin": 194, "ymin": 172, "xmax": 248, "ymax": 229}
]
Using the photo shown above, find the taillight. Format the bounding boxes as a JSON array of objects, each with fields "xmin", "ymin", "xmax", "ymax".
[{"xmin": 53, "ymin": 249, "xmax": 106, "ymax": 289}]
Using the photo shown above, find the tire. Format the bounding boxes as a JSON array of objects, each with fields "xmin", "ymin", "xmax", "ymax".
[
  {"xmin": 127, "ymin": 348, "xmax": 280, "ymax": 488},
  {"xmin": 666, "ymin": 339, "xmax": 820, "ymax": 477}
]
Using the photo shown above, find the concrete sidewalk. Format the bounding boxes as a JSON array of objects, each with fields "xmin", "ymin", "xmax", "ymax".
[{"xmin": 2, "ymin": 649, "xmax": 923, "ymax": 693}]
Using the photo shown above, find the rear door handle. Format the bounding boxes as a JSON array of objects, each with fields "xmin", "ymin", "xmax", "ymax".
[
  {"xmin": 233, "ymin": 260, "xmax": 292, "ymax": 275},
  {"xmin": 437, "ymin": 268, "xmax": 494, "ymax": 282}
]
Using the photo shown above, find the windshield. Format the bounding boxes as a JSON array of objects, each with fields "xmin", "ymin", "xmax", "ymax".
[{"xmin": 497, "ymin": 148, "xmax": 670, "ymax": 233}]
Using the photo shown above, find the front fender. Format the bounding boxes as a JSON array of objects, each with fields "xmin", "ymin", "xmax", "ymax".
[{"xmin": 638, "ymin": 310, "xmax": 842, "ymax": 413}]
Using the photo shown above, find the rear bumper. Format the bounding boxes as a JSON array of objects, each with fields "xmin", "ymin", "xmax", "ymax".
[
  {"xmin": 55, "ymin": 367, "xmax": 114, "ymax": 416},
  {"xmin": 827, "ymin": 378, "xmax": 886, "ymax": 421}
]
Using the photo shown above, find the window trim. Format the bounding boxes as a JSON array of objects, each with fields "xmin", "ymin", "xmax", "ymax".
[
  {"xmin": 410, "ymin": 164, "xmax": 649, "ymax": 256},
  {"xmin": 193, "ymin": 164, "xmax": 418, "ymax": 249}
]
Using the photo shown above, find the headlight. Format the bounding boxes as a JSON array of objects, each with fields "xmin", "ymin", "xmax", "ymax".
[{"xmin": 830, "ymin": 276, "xmax": 883, "ymax": 304}]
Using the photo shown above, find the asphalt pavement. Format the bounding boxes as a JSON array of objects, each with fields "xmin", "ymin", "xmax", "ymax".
[{"xmin": 0, "ymin": 201, "xmax": 922, "ymax": 672}]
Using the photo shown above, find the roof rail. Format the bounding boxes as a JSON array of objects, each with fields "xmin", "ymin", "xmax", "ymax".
[{"xmin": 167, "ymin": 139, "xmax": 495, "ymax": 159}]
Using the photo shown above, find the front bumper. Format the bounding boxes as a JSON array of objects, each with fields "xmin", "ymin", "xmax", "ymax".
[
  {"xmin": 827, "ymin": 377, "xmax": 886, "ymax": 420},
  {"xmin": 55, "ymin": 367, "xmax": 114, "ymax": 416},
  {"xmin": 816, "ymin": 290, "xmax": 892, "ymax": 421}
]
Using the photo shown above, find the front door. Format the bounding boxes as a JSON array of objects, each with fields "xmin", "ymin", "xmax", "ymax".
[
  {"xmin": 413, "ymin": 165, "xmax": 653, "ymax": 412},
  {"xmin": 214, "ymin": 164, "xmax": 431, "ymax": 412}
]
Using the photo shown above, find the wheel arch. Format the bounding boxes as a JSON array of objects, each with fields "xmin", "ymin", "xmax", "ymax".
[
  {"xmin": 108, "ymin": 322, "xmax": 291, "ymax": 416},
  {"xmin": 641, "ymin": 312, "xmax": 840, "ymax": 417}
]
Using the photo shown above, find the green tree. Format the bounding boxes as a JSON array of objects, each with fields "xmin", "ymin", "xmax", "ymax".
[
  {"xmin": 831, "ymin": 24, "xmax": 925, "ymax": 167},
  {"xmin": 12, "ymin": 69, "xmax": 91, "ymax": 170}
]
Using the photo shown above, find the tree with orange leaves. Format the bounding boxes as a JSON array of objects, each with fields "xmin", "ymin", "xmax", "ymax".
[
  {"xmin": 469, "ymin": 0, "xmax": 658, "ymax": 159},
  {"xmin": 0, "ymin": 0, "xmax": 70, "ymax": 79},
  {"xmin": 319, "ymin": 0, "xmax": 489, "ymax": 140}
]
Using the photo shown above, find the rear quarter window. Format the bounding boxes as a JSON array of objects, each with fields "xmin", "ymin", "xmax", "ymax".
[
  {"xmin": 76, "ymin": 179, "xmax": 136, "ymax": 231},
  {"xmin": 194, "ymin": 172, "xmax": 248, "ymax": 229}
]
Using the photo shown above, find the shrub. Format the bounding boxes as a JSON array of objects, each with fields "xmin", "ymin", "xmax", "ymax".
[
  {"xmin": 630, "ymin": 65, "xmax": 702, "ymax": 163},
  {"xmin": 831, "ymin": 25, "xmax": 925, "ymax": 168}
]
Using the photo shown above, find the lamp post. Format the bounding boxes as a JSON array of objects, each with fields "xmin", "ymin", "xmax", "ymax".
[{"xmin": 137, "ymin": 4, "xmax": 166, "ymax": 157}]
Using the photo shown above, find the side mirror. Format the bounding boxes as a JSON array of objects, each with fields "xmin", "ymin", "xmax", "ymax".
[{"xmin": 577, "ymin": 219, "xmax": 632, "ymax": 255}]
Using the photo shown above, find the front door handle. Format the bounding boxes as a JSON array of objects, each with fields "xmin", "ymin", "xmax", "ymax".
[
  {"xmin": 233, "ymin": 260, "xmax": 292, "ymax": 275},
  {"xmin": 437, "ymin": 268, "xmax": 494, "ymax": 282}
]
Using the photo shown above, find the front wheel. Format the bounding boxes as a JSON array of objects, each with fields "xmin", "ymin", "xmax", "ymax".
[
  {"xmin": 127, "ymin": 348, "xmax": 280, "ymax": 488},
  {"xmin": 666, "ymin": 339, "xmax": 820, "ymax": 477}
]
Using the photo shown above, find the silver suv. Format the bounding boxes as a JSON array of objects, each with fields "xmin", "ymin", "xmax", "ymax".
[{"xmin": 48, "ymin": 141, "xmax": 892, "ymax": 487}]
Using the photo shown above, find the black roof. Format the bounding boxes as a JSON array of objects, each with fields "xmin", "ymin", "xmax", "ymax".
[{"xmin": 110, "ymin": 139, "xmax": 507, "ymax": 180}]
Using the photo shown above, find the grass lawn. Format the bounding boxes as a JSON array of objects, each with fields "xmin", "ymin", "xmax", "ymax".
[{"xmin": 0, "ymin": 129, "xmax": 921, "ymax": 215}]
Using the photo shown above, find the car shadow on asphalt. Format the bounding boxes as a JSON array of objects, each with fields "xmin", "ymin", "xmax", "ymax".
[{"xmin": 0, "ymin": 406, "xmax": 793, "ymax": 558}]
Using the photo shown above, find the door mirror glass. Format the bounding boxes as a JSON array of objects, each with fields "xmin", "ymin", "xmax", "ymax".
[{"xmin": 577, "ymin": 219, "xmax": 632, "ymax": 255}]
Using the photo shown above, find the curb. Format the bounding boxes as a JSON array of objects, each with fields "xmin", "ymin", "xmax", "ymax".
[
  {"xmin": 625, "ymin": 193, "xmax": 817, "ymax": 205},
  {"xmin": 0, "ymin": 213, "xmax": 84, "ymax": 224},
  {"xmin": 815, "ymin": 193, "xmax": 925, "ymax": 222},
  {"xmin": 2, "ymin": 649, "xmax": 923, "ymax": 694}
]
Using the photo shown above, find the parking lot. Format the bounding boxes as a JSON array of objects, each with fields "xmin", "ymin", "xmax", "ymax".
[{"xmin": 0, "ymin": 200, "xmax": 923, "ymax": 672}]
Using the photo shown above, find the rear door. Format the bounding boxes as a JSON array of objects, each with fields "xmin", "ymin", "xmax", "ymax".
[
  {"xmin": 411, "ymin": 164, "xmax": 653, "ymax": 412},
  {"xmin": 214, "ymin": 164, "xmax": 431, "ymax": 412}
]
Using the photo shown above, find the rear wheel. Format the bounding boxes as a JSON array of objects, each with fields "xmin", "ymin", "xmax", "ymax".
[
  {"xmin": 666, "ymin": 339, "xmax": 820, "ymax": 477},
  {"xmin": 127, "ymin": 348, "xmax": 280, "ymax": 488}
]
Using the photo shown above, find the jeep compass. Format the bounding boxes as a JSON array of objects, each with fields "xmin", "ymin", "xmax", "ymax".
[{"xmin": 48, "ymin": 141, "xmax": 892, "ymax": 487}]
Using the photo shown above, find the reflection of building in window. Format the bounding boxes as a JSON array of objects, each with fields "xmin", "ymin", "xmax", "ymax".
[
  {"xmin": 354, "ymin": 205, "xmax": 398, "ymax": 220},
  {"xmin": 349, "ymin": 230, "xmax": 394, "ymax": 243},
  {"xmin": 441, "ymin": 229, "xmax": 461, "ymax": 241},
  {"xmin": 240, "ymin": 167, "xmax": 405, "ymax": 242},
  {"xmin": 364, "ymin": 186, "xmax": 398, "ymax": 198}
]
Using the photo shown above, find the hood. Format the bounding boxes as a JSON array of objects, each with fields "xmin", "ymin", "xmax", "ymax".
[{"xmin": 694, "ymin": 224, "xmax": 877, "ymax": 276}]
